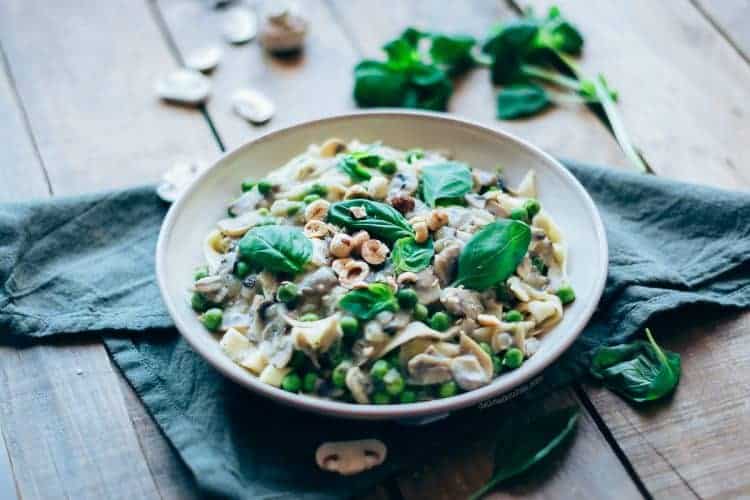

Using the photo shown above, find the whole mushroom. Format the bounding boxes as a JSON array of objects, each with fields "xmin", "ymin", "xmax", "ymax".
[{"xmin": 259, "ymin": 4, "xmax": 308, "ymax": 54}]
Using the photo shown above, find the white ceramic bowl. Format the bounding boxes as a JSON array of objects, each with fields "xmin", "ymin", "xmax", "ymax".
[{"xmin": 156, "ymin": 111, "xmax": 607, "ymax": 420}]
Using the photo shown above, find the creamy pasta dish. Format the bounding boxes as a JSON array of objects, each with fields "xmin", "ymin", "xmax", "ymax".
[{"xmin": 189, "ymin": 138, "xmax": 575, "ymax": 404}]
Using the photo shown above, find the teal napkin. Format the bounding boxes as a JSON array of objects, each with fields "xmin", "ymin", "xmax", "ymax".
[{"xmin": 2, "ymin": 162, "xmax": 750, "ymax": 499}]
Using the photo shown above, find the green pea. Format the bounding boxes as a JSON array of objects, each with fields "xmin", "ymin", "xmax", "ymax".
[
  {"xmin": 438, "ymin": 381, "xmax": 458, "ymax": 398},
  {"xmin": 190, "ymin": 292, "xmax": 211, "ymax": 312},
  {"xmin": 309, "ymin": 183, "xmax": 328, "ymax": 197},
  {"xmin": 257, "ymin": 207, "xmax": 270, "ymax": 216},
  {"xmin": 302, "ymin": 372, "xmax": 318, "ymax": 393},
  {"xmin": 384, "ymin": 369, "xmax": 405, "ymax": 396},
  {"xmin": 396, "ymin": 288, "xmax": 419, "ymax": 309},
  {"xmin": 503, "ymin": 347, "xmax": 524, "ymax": 370},
  {"xmin": 492, "ymin": 354, "xmax": 503, "ymax": 375},
  {"xmin": 241, "ymin": 180, "xmax": 256, "ymax": 192},
  {"xmin": 479, "ymin": 342, "xmax": 493, "ymax": 356},
  {"xmin": 523, "ymin": 198, "xmax": 541, "ymax": 219},
  {"xmin": 201, "ymin": 308, "xmax": 223, "ymax": 332},
  {"xmin": 257, "ymin": 180, "xmax": 273, "ymax": 195},
  {"xmin": 276, "ymin": 282, "xmax": 300, "ymax": 303},
  {"xmin": 235, "ymin": 261, "xmax": 251, "ymax": 279},
  {"xmin": 303, "ymin": 194, "xmax": 320, "ymax": 204},
  {"xmin": 370, "ymin": 359, "xmax": 390, "ymax": 381},
  {"xmin": 510, "ymin": 207, "xmax": 529, "ymax": 223},
  {"xmin": 286, "ymin": 203, "xmax": 302, "ymax": 216},
  {"xmin": 372, "ymin": 391, "xmax": 392, "ymax": 404},
  {"xmin": 281, "ymin": 372, "xmax": 301, "ymax": 392},
  {"xmin": 299, "ymin": 312, "xmax": 319, "ymax": 322},
  {"xmin": 503, "ymin": 309, "xmax": 523, "ymax": 322},
  {"xmin": 412, "ymin": 303, "xmax": 429, "ymax": 322},
  {"xmin": 556, "ymin": 285, "xmax": 576, "ymax": 305},
  {"xmin": 430, "ymin": 311, "xmax": 452, "ymax": 332},
  {"xmin": 193, "ymin": 266, "xmax": 209, "ymax": 281},
  {"xmin": 332, "ymin": 362, "xmax": 349, "ymax": 388},
  {"xmin": 340, "ymin": 316, "xmax": 359, "ymax": 337},
  {"xmin": 399, "ymin": 390, "xmax": 417, "ymax": 404},
  {"xmin": 378, "ymin": 160, "xmax": 397, "ymax": 175}
]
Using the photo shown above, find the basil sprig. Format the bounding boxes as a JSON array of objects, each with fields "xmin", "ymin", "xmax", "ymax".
[
  {"xmin": 238, "ymin": 225, "xmax": 312, "ymax": 274},
  {"xmin": 454, "ymin": 220, "xmax": 531, "ymax": 290},
  {"xmin": 327, "ymin": 200, "xmax": 413, "ymax": 244},
  {"xmin": 590, "ymin": 328, "xmax": 681, "ymax": 403},
  {"xmin": 391, "ymin": 237, "xmax": 434, "ymax": 274},
  {"xmin": 419, "ymin": 162, "xmax": 473, "ymax": 207},
  {"xmin": 338, "ymin": 282, "xmax": 399, "ymax": 321},
  {"xmin": 470, "ymin": 406, "xmax": 580, "ymax": 500}
]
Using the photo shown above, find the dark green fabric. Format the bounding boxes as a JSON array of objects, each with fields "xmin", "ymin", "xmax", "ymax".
[{"xmin": 2, "ymin": 162, "xmax": 750, "ymax": 499}]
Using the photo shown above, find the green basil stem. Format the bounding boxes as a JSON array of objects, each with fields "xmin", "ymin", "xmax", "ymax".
[
  {"xmin": 555, "ymin": 51, "xmax": 648, "ymax": 173},
  {"xmin": 645, "ymin": 327, "xmax": 674, "ymax": 379},
  {"xmin": 519, "ymin": 64, "xmax": 582, "ymax": 93}
]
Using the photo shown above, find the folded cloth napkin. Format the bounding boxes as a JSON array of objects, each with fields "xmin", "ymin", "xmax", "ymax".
[{"xmin": 2, "ymin": 162, "xmax": 750, "ymax": 499}]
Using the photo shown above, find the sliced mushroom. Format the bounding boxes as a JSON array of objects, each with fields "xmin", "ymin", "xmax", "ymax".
[
  {"xmin": 315, "ymin": 439, "xmax": 387, "ymax": 476},
  {"xmin": 516, "ymin": 255, "xmax": 550, "ymax": 289},
  {"xmin": 433, "ymin": 241, "xmax": 462, "ymax": 286},
  {"xmin": 413, "ymin": 268, "xmax": 441, "ymax": 304},
  {"xmin": 450, "ymin": 333, "xmax": 493, "ymax": 391},
  {"xmin": 228, "ymin": 188, "xmax": 265, "ymax": 216},
  {"xmin": 375, "ymin": 321, "xmax": 454, "ymax": 358},
  {"xmin": 440, "ymin": 287, "xmax": 484, "ymax": 319},
  {"xmin": 345, "ymin": 366, "xmax": 372, "ymax": 404},
  {"xmin": 298, "ymin": 267, "xmax": 338, "ymax": 295},
  {"xmin": 408, "ymin": 352, "xmax": 453, "ymax": 385},
  {"xmin": 286, "ymin": 314, "xmax": 342, "ymax": 355}
]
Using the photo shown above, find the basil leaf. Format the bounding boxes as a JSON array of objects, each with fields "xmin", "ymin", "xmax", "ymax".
[
  {"xmin": 420, "ymin": 162, "xmax": 473, "ymax": 207},
  {"xmin": 327, "ymin": 200, "xmax": 414, "ymax": 243},
  {"xmin": 391, "ymin": 237, "xmax": 434, "ymax": 274},
  {"xmin": 454, "ymin": 220, "xmax": 531, "ymax": 290},
  {"xmin": 470, "ymin": 406, "xmax": 579, "ymax": 500},
  {"xmin": 590, "ymin": 328, "xmax": 681, "ymax": 403},
  {"xmin": 338, "ymin": 155, "xmax": 372, "ymax": 183},
  {"xmin": 238, "ymin": 225, "xmax": 312, "ymax": 274},
  {"xmin": 353, "ymin": 60, "xmax": 407, "ymax": 107},
  {"xmin": 429, "ymin": 34, "xmax": 476, "ymax": 76},
  {"xmin": 497, "ymin": 84, "xmax": 551, "ymax": 119},
  {"xmin": 338, "ymin": 282, "xmax": 399, "ymax": 320}
]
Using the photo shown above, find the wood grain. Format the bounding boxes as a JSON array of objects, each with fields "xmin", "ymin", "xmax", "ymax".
[
  {"xmin": 155, "ymin": 0, "xmax": 357, "ymax": 150},
  {"xmin": 692, "ymin": 0, "xmax": 750, "ymax": 62},
  {"xmin": 327, "ymin": 1, "xmax": 642, "ymax": 498},
  {"xmin": 0, "ymin": 0, "xmax": 221, "ymax": 497},
  {"xmin": 328, "ymin": 0, "xmax": 628, "ymax": 169},
  {"xmin": 514, "ymin": 0, "xmax": 750, "ymax": 497},
  {"xmin": 517, "ymin": 0, "xmax": 750, "ymax": 189}
]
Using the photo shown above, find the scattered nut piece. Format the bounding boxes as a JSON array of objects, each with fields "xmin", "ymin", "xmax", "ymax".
[
  {"xmin": 397, "ymin": 272, "xmax": 418, "ymax": 285},
  {"xmin": 320, "ymin": 138, "xmax": 347, "ymax": 157},
  {"xmin": 368, "ymin": 177, "xmax": 389, "ymax": 200},
  {"xmin": 427, "ymin": 209, "xmax": 449, "ymax": 231},
  {"xmin": 390, "ymin": 195, "xmax": 415, "ymax": 214},
  {"xmin": 304, "ymin": 220, "xmax": 329, "ymax": 238},
  {"xmin": 339, "ymin": 260, "xmax": 370, "ymax": 288},
  {"xmin": 477, "ymin": 314, "xmax": 501, "ymax": 328},
  {"xmin": 305, "ymin": 199, "xmax": 330, "ymax": 221},
  {"xmin": 345, "ymin": 185, "xmax": 369, "ymax": 200},
  {"xmin": 332, "ymin": 258, "xmax": 353, "ymax": 276},
  {"xmin": 349, "ymin": 205, "xmax": 367, "ymax": 219},
  {"xmin": 361, "ymin": 239, "xmax": 389, "ymax": 265},
  {"xmin": 350, "ymin": 230, "xmax": 370, "ymax": 253},
  {"xmin": 330, "ymin": 233, "xmax": 354, "ymax": 258},
  {"xmin": 413, "ymin": 220, "xmax": 429, "ymax": 243}
]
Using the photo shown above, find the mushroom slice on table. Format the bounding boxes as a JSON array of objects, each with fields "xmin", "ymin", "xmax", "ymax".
[{"xmin": 315, "ymin": 439, "xmax": 387, "ymax": 476}]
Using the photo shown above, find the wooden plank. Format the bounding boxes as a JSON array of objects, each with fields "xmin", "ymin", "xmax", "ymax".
[
  {"xmin": 0, "ymin": 0, "xmax": 221, "ymax": 497},
  {"xmin": 693, "ymin": 0, "xmax": 750, "ymax": 62},
  {"xmin": 397, "ymin": 390, "xmax": 642, "ymax": 500},
  {"xmin": 327, "ymin": 0, "xmax": 628, "ymax": 169},
  {"xmin": 156, "ymin": 0, "xmax": 357, "ymax": 150},
  {"xmin": 327, "ymin": 1, "xmax": 642, "ymax": 498},
  {"xmin": 584, "ymin": 310, "xmax": 750, "ymax": 499},
  {"xmin": 516, "ymin": 0, "xmax": 750, "ymax": 189},
  {"xmin": 513, "ymin": 0, "xmax": 750, "ymax": 497}
]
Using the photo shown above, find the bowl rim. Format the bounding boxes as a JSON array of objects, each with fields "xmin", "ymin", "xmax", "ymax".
[{"xmin": 156, "ymin": 109, "xmax": 608, "ymax": 420}]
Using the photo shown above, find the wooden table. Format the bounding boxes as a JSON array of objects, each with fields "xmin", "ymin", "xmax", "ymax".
[{"xmin": 1, "ymin": 1, "xmax": 748, "ymax": 498}]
